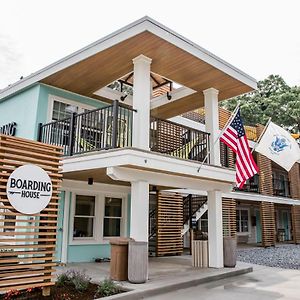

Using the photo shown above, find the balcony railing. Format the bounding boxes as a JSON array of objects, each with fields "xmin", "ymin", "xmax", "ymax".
[
  {"xmin": 38, "ymin": 102, "xmax": 210, "ymax": 163},
  {"xmin": 150, "ymin": 117, "xmax": 210, "ymax": 163},
  {"xmin": 38, "ymin": 101, "xmax": 134, "ymax": 156},
  {"xmin": 235, "ymin": 174, "xmax": 260, "ymax": 193},
  {"xmin": 272, "ymin": 178, "xmax": 291, "ymax": 198}
]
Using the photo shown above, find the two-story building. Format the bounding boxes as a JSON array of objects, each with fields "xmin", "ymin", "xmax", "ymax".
[{"xmin": 1, "ymin": 17, "xmax": 299, "ymax": 272}]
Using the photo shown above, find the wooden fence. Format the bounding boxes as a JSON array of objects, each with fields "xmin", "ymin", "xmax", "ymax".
[{"xmin": 0, "ymin": 134, "xmax": 62, "ymax": 295}]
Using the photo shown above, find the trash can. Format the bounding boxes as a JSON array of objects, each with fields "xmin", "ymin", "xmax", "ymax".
[
  {"xmin": 128, "ymin": 241, "xmax": 148, "ymax": 283},
  {"xmin": 223, "ymin": 236, "xmax": 237, "ymax": 267},
  {"xmin": 110, "ymin": 238, "xmax": 130, "ymax": 281}
]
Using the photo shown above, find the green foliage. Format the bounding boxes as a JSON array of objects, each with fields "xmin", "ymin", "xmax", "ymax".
[
  {"xmin": 96, "ymin": 278, "xmax": 121, "ymax": 297},
  {"xmin": 221, "ymin": 75, "xmax": 300, "ymax": 133},
  {"xmin": 56, "ymin": 269, "xmax": 91, "ymax": 292}
]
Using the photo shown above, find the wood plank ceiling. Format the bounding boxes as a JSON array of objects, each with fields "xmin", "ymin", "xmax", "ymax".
[{"xmin": 41, "ymin": 31, "xmax": 254, "ymax": 119}]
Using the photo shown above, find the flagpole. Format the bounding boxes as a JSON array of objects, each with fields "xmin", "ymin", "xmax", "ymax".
[
  {"xmin": 197, "ymin": 104, "xmax": 240, "ymax": 172},
  {"xmin": 251, "ymin": 117, "xmax": 272, "ymax": 154}
]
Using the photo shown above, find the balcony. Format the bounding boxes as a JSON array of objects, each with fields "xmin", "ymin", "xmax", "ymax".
[
  {"xmin": 234, "ymin": 174, "xmax": 260, "ymax": 193},
  {"xmin": 272, "ymin": 177, "xmax": 291, "ymax": 198},
  {"xmin": 38, "ymin": 102, "xmax": 210, "ymax": 163}
]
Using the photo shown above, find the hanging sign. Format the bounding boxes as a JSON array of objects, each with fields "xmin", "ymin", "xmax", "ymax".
[{"xmin": 6, "ymin": 164, "xmax": 53, "ymax": 214}]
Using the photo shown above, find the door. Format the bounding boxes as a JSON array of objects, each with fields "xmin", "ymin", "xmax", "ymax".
[
  {"xmin": 282, "ymin": 211, "xmax": 290, "ymax": 241},
  {"xmin": 256, "ymin": 210, "xmax": 262, "ymax": 243}
]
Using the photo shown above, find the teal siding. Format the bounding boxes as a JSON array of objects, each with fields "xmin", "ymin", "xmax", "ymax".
[
  {"xmin": 68, "ymin": 244, "xmax": 111, "ymax": 263},
  {"xmin": 0, "ymin": 85, "xmax": 40, "ymax": 139}
]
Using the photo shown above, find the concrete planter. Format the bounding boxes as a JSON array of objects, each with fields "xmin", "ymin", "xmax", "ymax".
[{"xmin": 223, "ymin": 237, "xmax": 237, "ymax": 267}]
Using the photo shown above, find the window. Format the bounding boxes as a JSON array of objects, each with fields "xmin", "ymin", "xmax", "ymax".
[
  {"xmin": 236, "ymin": 209, "xmax": 249, "ymax": 233},
  {"xmin": 103, "ymin": 197, "xmax": 122, "ymax": 237},
  {"xmin": 73, "ymin": 195, "xmax": 95, "ymax": 238},
  {"xmin": 52, "ymin": 100, "xmax": 79, "ymax": 121}
]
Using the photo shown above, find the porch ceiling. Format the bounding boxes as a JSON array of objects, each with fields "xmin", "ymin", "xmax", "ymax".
[{"xmin": 41, "ymin": 31, "xmax": 254, "ymax": 119}]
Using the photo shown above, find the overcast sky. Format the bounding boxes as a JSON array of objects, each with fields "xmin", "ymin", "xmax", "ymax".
[{"xmin": 1, "ymin": 0, "xmax": 300, "ymax": 90}]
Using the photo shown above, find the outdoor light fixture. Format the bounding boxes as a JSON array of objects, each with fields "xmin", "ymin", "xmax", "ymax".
[
  {"xmin": 88, "ymin": 178, "xmax": 93, "ymax": 185},
  {"xmin": 167, "ymin": 91, "xmax": 172, "ymax": 100},
  {"xmin": 120, "ymin": 94, "xmax": 128, "ymax": 102}
]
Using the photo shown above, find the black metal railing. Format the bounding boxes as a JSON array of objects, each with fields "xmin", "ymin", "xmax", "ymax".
[
  {"xmin": 272, "ymin": 178, "xmax": 291, "ymax": 197},
  {"xmin": 149, "ymin": 209, "xmax": 157, "ymax": 239},
  {"xmin": 235, "ymin": 174, "xmax": 260, "ymax": 193},
  {"xmin": 38, "ymin": 100, "xmax": 134, "ymax": 156},
  {"xmin": 183, "ymin": 195, "xmax": 207, "ymax": 225},
  {"xmin": 150, "ymin": 117, "xmax": 210, "ymax": 163}
]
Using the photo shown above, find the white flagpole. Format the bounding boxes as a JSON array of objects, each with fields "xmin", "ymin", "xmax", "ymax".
[
  {"xmin": 251, "ymin": 117, "xmax": 272, "ymax": 154},
  {"xmin": 197, "ymin": 104, "xmax": 240, "ymax": 173}
]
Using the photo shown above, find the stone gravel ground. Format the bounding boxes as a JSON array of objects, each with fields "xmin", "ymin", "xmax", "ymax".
[{"xmin": 237, "ymin": 244, "xmax": 300, "ymax": 270}]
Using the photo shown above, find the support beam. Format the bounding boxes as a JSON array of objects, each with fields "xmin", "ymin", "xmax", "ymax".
[
  {"xmin": 207, "ymin": 190, "xmax": 223, "ymax": 268},
  {"xmin": 132, "ymin": 55, "xmax": 152, "ymax": 150},
  {"xmin": 130, "ymin": 180, "xmax": 149, "ymax": 242},
  {"xmin": 204, "ymin": 88, "xmax": 220, "ymax": 166}
]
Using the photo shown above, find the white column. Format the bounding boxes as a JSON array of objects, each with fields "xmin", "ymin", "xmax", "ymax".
[
  {"xmin": 130, "ymin": 180, "xmax": 149, "ymax": 242},
  {"xmin": 132, "ymin": 55, "xmax": 152, "ymax": 150},
  {"xmin": 203, "ymin": 88, "xmax": 220, "ymax": 166},
  {"xmin": 207, "ymin": 190, "xmax": 223, "ymax": 268}
]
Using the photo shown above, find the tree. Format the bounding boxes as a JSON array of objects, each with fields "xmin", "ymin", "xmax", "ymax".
[{"xmin": 221, "ymin": 75, "xmax": 300, "ymax": 133}]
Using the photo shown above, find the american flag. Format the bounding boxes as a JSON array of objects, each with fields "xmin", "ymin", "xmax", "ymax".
[{"xmin": 220, "ymin": 108, "xmax": 259, "ymax": 188}]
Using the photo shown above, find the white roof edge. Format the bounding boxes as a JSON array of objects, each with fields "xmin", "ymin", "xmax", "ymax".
[{"xmin": 0, "ymin": 16, "xmax": 257, "ymax": 101}]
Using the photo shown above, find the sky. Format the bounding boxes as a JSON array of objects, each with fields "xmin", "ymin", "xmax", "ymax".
[{"xmin": 1, "ymin": 0, "xmax": 300, "ymax": 90}]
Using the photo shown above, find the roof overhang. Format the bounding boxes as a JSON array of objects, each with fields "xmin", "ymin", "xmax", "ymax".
[{"xmin": 0, "ymin": 16, "xmax": 257, "ymax": 118}]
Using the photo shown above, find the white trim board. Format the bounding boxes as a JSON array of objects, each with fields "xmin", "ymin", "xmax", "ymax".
[
  {"xmin": 0, "ymin": 16, "xmax": 256, "ymax": 102},
  {"xmin": 62, "ymin": 148, "xmax": 235, "ymax": 184}
]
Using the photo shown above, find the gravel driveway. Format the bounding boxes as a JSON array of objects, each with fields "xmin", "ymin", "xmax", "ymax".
[{"xmin": 237, "ymin": 244, "xmax": 300, "ymax": 269}]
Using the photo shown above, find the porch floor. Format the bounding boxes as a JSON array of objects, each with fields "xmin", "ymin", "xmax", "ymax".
[{"xmin": 57, "ymin": 256, "xmax": 253, "ymax": 298}]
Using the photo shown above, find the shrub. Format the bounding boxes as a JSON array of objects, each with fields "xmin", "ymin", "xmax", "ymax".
[
  {"xmin": 96, "ymin": 279, "xmax": 120, "ymax": 297},
  {"xmin": 57, "ymin": 272, "xmax": 70, "ymax": 286},
  {"xmin": 56, "ymin": 269, "xmax": 91, "ymax": 292}
]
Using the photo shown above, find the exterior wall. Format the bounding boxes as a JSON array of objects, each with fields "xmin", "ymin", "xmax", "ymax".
[
  {"xmin": 0, "ymin": 85, "xmax": 40, "ymax": 139},
  {"xmin": 289, "ymin": 163, "xmax": 300, "ymax": 199},
  {"xmin": 61, "ymin": 184, "xmax": 130, "ymax": 263}
]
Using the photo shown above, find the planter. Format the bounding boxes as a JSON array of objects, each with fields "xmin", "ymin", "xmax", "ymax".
[
  {"xmin": 223, "ymin": 236, "xmax": 237, "ymax": 267},
  {"xmin": 192, "ymin": 240, "xmax": 208, "ymax": 267}
]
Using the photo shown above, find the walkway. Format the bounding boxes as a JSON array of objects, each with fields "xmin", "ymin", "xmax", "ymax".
[{"xmin": 145, "ymin": 263, "xmax": 300, "ymax": 300}]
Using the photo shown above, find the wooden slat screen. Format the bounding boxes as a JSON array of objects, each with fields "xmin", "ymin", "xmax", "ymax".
[
  {"xmin": 156, "ymin": 192, "xmax": 183, "ymax": 256},
  {"xmin": 292, "ymin": 205, "xmax": 300, "ymax": 244},
  {"xmin": 260, "ymin": 202, "xmax": 276, "ymax": 247},
  {"xmin": 0, "ymin": 134, "xmax": 62, "ymax": 294},
  {"xmin": 222, "ymin": 198, "xmax": 236, "ymax": 238},
  {"xmin": 289, "ymin": 164, "xmax": 300, "ymax": 199}
]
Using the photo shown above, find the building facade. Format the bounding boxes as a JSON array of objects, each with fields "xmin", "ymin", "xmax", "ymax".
[{"xmin": 0, "ymin": 17, "xmax": 299, "ymax": 272}]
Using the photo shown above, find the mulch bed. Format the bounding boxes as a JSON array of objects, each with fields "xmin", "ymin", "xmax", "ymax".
[{"xmin": 0, "ymin": 283, "xmax": 123, "ymax": 300}]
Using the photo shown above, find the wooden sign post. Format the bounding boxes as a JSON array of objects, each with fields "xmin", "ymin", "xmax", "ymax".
[{"xmin": 0, "ymin": 134, "xmax": 62, "ymax": 296}]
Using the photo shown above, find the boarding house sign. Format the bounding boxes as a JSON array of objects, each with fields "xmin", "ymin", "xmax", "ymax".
[
  {"xmin": 0, "ymin": 122, "xmax": 17, "ymax": 136},
  {"xmin": 6, "ymin": 164, "xmax": 53, "ymax": 214}
]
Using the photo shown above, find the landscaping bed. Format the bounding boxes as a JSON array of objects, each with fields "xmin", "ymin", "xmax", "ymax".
[{"xmin": 1, "ymin": 270, "xmax": 125, "ymax": 300}]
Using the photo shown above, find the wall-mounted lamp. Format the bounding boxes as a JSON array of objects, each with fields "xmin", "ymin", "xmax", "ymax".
[
  {"xmin": 167, "ymin": 91, "xmax": 172, "ymax": 100},
  {"xmin": 88, "ymin": 178, "xmax": 94, "ymax": 185},
  {"xmin": 120, "ymin": 94, "xmax": 128, "ymax": 102}
]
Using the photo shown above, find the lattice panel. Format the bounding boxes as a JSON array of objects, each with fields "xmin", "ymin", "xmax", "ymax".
[
  {"xmin": 222, "ymin": 198, "xmax": 236, "ymax": 238},
  {"xmin": 260, "ymin": 202, "xmax": 276, "ymax": 247},
  {"xmin": 156, "ymin": 192, "xmax": 183, "ymax": 256},
  {"xmin": 0, "ymin": 134, "xmax": 62, "ymax": 294},
  {"xmin": 292, "ymin": 205, "xmax": 300, "ymax": 244}
]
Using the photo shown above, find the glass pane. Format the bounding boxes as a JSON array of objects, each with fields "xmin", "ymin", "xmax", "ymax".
[
  {"xmin": 103, "ymin": 218, "xmax": 121, "ymax": 237},
  {"xmin": 105, "ymin": 197, "xmax": 122, "ymax": 217},
  {"xmin": 73, "ymin": 217, "xmax": 94, "ymax": 237},
  {"xmin": 241, "ymin": 221, "xmax": 248, "ymax": 232},
  {"xmin": 75, "ymin": 195, "xmax": 95, "ymax": 216}
]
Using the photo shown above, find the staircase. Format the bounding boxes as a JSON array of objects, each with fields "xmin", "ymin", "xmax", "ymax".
[
  {"xmin": 148, "ymin": 193, "xmax": 208, "ymax": 256},
  {"xmin": 182, "ymin": 195, "xmax": 207, "ymax": 236}
]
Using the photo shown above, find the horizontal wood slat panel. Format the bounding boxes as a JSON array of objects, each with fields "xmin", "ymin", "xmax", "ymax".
[
  {"xmin": 222, "ymin": 198, "xmax": 236, "ymax": 238},
  {"xmin": 261, "ymin": 202, "xmax": 276, "ymax": 247},
  {"xmin": 156, "ymin": 191, "xmax": 183, "ymax": 256},
  {"xmin": 292, "ymin": 206, "xmax": 300, "ymax": 244},
  {"xmin": 0, "ymin": 134, "xmax": 62, "ymax": 294}
]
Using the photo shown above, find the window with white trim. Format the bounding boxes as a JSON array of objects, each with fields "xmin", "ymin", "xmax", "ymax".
[
  {"xmin": 103, "ymin": 197, "xmax": 122, "ymax": 237},
  {"xmin": 52, "ymin": 100, "xmax": 79, "ymax": 121},
  {"xmin": 236, "ymin": 209, "xmax": 249, "ymax": 233},
  {"xmin": 73, "ymin": 195, "xmax": 95, "ymax": 238}
]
